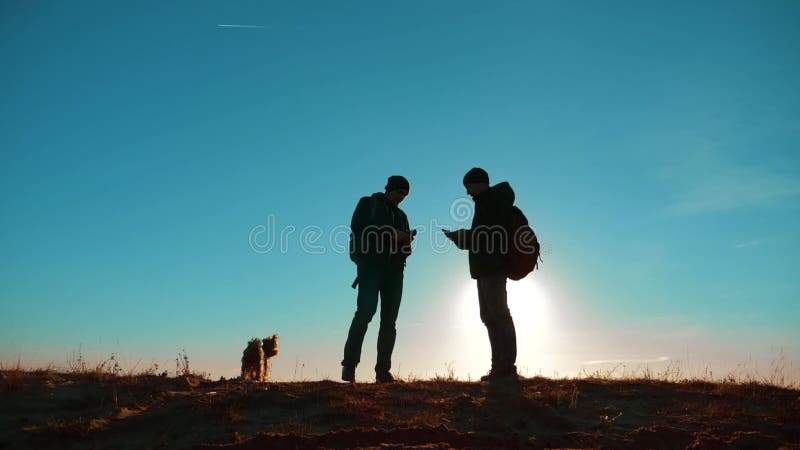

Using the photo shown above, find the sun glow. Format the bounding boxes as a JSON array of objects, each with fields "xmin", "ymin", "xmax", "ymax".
[
  {"xmin": 456, "ymin": 277, "xmax": 554, "ymax": 378},
  {"xmin": 507, "ymin": 278, "xmax": 550, "ymax": 341}
]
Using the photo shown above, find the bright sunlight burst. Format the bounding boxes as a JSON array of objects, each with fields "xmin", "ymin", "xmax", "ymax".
[{"xmin": 456, "ymin": 278, "xmax": 553, "ymax": 378}]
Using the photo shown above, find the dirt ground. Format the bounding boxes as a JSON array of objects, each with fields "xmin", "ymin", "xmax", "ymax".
[{"xmin": 1, "ymin": 370, "xmax": 799, "ymax": 449}]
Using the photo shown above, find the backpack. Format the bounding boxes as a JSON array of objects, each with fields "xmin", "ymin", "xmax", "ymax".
[
  {"xmin": 349, "ymin": 197, "xmax": 379, "ymax": 264},
  {"xmin": 507, "ymin": 206, "xmax": 541, "ymax": 280}
]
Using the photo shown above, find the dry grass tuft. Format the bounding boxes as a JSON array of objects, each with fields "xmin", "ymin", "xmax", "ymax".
[
  {"xmin": 64, "ymin": 347, "xmax": 124, "ymax": 382},
  {"xmin": 431, "ymin": 361, "xmax": 458, "ymax": 382},
  {"xmin": 0, "ymin": 357, "xmax": 27, "ymax": 391},
  {"xmin": 574, "ymin": 353, "xmax": 798, "ymax": 390},
  {"xmin": 1, "ymin": 357, "xmax": 57, "ymax": 391}
]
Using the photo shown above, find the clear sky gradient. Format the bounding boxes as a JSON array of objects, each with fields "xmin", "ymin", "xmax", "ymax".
[{"xmin": 2, "ymin": 1, "xmax": 799, "ymax": 382}]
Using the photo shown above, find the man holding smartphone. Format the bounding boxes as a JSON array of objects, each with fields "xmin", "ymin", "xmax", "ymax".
[
  {"xmin": 342, "ymin": 175, "xmax": 414, "ymax": 383},
  {"xmin": 444, "ymin": 168, "xmax": 518, "ymax": 382}
]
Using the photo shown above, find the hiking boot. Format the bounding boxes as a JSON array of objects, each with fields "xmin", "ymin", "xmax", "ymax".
[
  {"xmin": 341, "ymin": 365, "xmax": 356, "ymax": 383},
  {"xmin": 375, "ymin": 371, "xmax": 397, "ymax": 383},
  {"xmin": 480, "ymin": 369, "xmax": 498, "ymax": 382},
  {"xmin": 480, "ymin": 367, "xmax": 518, "ymax": 382}
]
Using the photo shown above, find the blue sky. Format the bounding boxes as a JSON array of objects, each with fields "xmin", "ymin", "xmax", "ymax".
[{"xmin": 2, "ymin": 1, "xmax": 799, "ymax": 381}]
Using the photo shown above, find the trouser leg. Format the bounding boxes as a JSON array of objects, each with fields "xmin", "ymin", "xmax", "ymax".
[
  {"xmin": 477, "ymin": 276, "xmax": 517, "ymax": 371},
  {"xmin": 478, "ymin": 286, "xmax": 502, "ymax": 369},
  {"xmin": 376, "ymin": 270, "xmax": 403, "ymax": 373},
  {"xmin": 342, "ymin": 267, "xmax": 380, "ymax": 367}
]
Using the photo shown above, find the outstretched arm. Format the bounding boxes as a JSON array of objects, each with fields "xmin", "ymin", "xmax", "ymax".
[{"xmin": 443, "ymin": 228, "xmax": 471, "ymax": 251}]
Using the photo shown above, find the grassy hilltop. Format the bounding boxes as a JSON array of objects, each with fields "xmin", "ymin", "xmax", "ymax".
[{"xmin": 1, "ymin": 362, "xmax": 799, "ymax": 449}]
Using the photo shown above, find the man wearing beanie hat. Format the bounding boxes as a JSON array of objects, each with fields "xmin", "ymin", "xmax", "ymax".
[
  {"xmin": 342, "ymin": 175, "xmax": 414, "ymax": 383},
  {"xmin": 444, "ymin": 167, "xmax": 519, "ymax": 382}
]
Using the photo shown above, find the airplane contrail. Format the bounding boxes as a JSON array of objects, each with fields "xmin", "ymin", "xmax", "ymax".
[{"xmin": 217, "ymin": 24, "xmax": 266, "ymax": 29}]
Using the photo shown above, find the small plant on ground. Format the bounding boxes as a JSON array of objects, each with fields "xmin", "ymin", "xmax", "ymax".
[{"xmin": 176, "ymin": 349, "xmax": 190, "ymax": 377}]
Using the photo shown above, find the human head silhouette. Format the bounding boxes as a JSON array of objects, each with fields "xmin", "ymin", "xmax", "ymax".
[
  {"xmin": 463, "ymin": 167, "xmax": 489, "ymax": 199},
  {"xmin": 385, "ymin": 175, "xmax": 410, "ymax": 206}
]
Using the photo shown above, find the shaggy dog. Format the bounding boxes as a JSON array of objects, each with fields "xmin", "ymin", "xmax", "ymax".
[
  {"xmin": 241, "ymin": 334, "xmax": 279, "ymax": 382},
  {"xmin": 261, "ymin": 334, "xmax": 279, "ymax": 379}
]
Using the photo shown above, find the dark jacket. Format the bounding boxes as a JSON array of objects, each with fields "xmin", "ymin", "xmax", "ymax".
[
  {"xmin": 349, "ymin": 192, "xmax": 411, "ymax": 271},
  {"xmin": 454, "ymin": 182, "xmax": 515, "ymax": 279}
]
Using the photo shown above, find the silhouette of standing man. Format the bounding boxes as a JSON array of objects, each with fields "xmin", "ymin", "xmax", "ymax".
[
  {"xmin": 342, "ymin": 176, "xmax": 413, "ymax": 383},
  {"xmin": 444, "ymin": 168, "xmax": 518, "ymax": 382}
]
